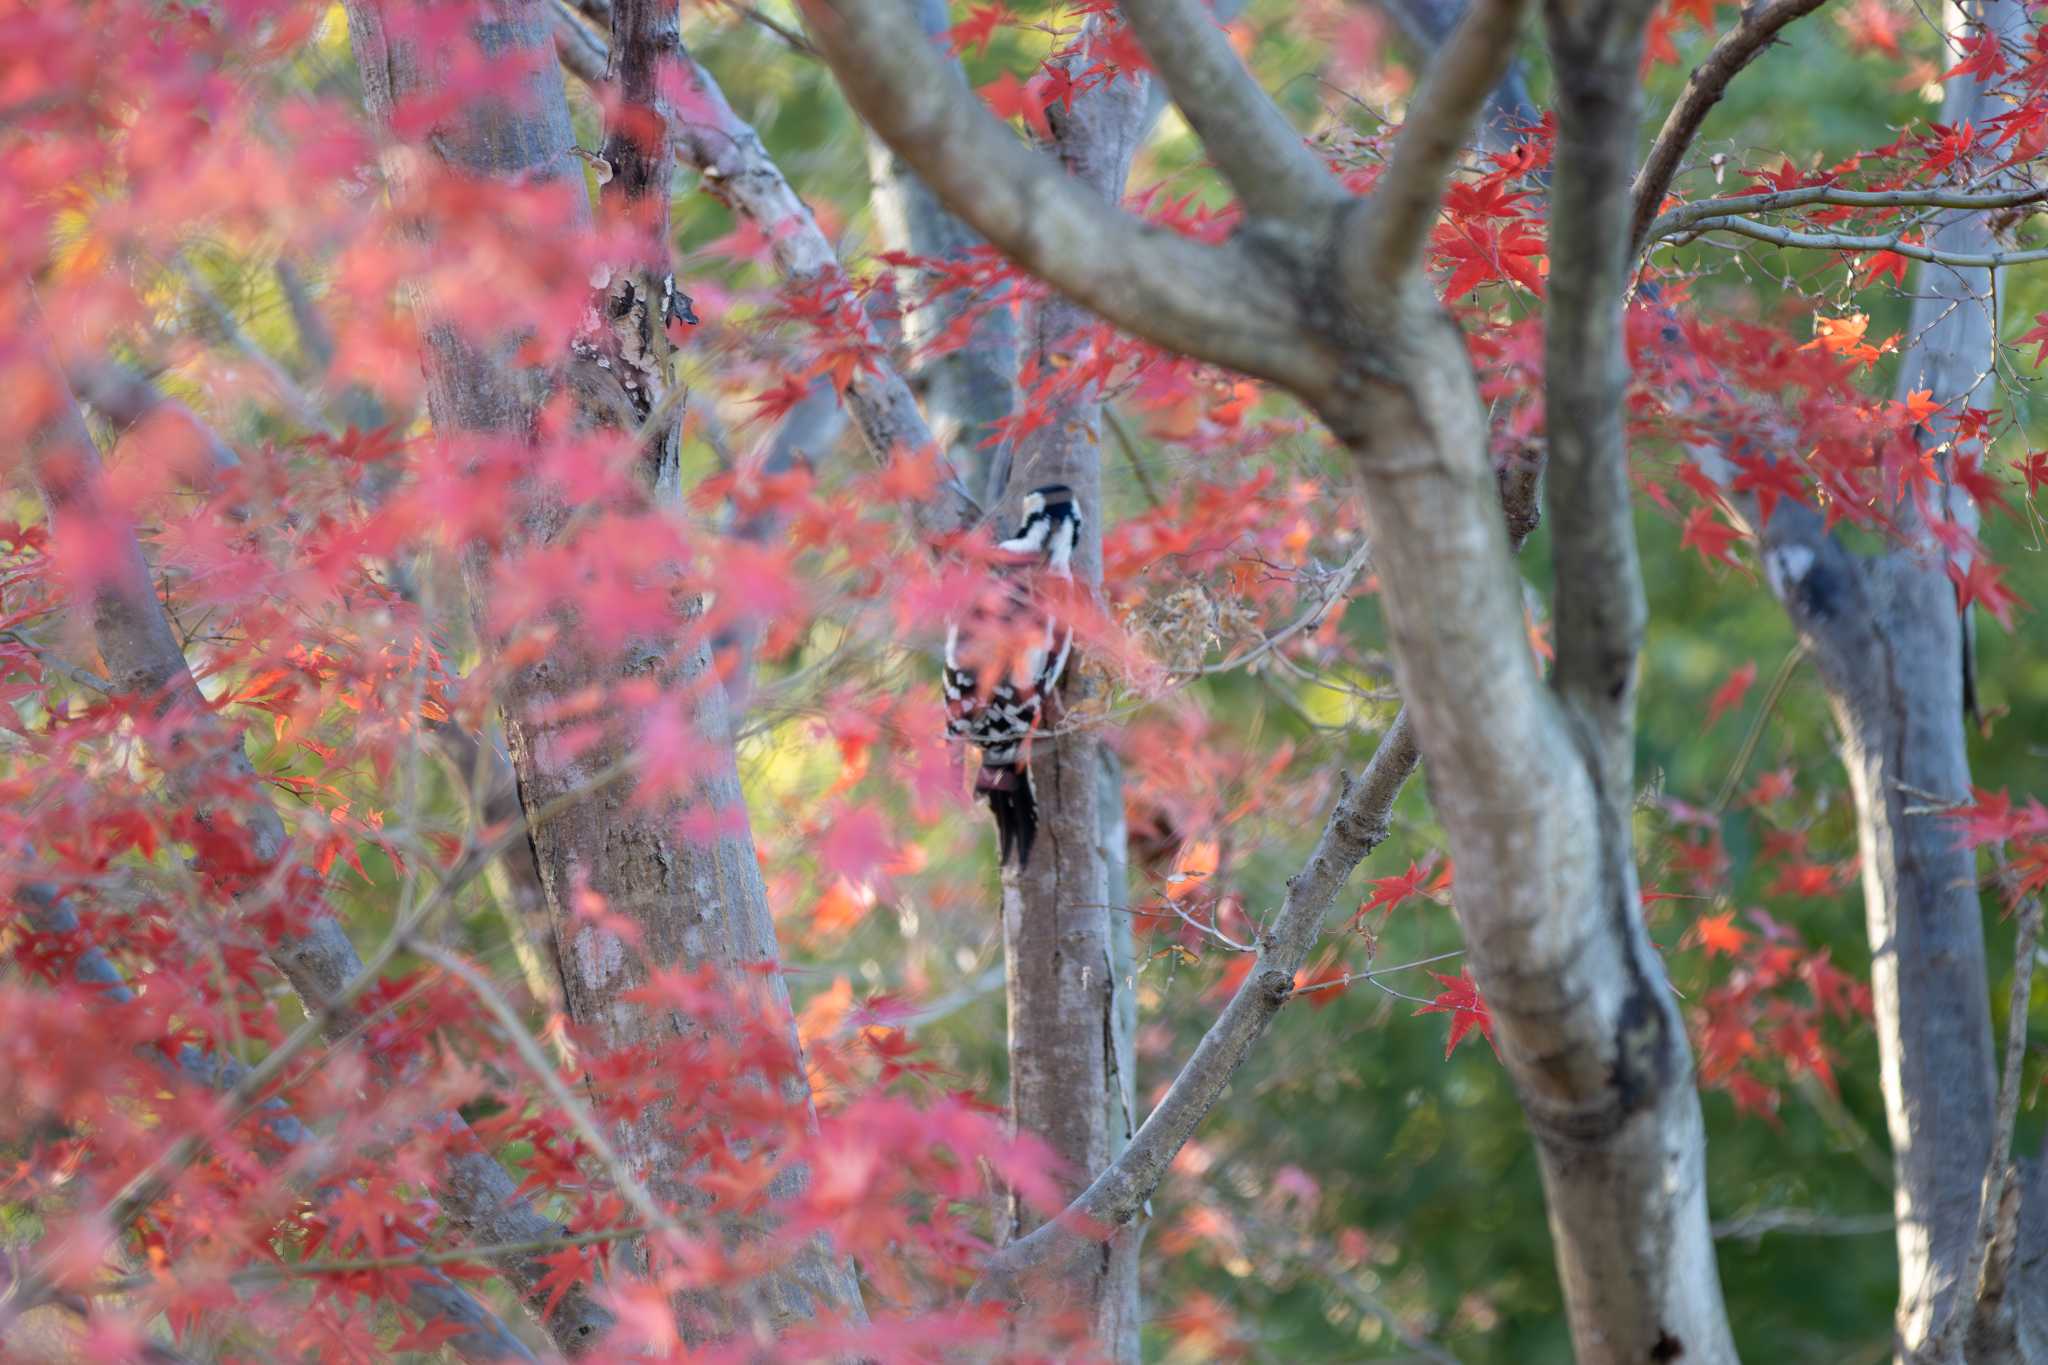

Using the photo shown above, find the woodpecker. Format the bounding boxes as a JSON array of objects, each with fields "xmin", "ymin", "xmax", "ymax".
[{"xmin": 943, "ymin": 484, "xmax": 1082, "ymax": 868}]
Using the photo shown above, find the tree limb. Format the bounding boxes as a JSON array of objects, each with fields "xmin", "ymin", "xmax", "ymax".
[
  {"xmin": 803, "ymin": 0, "xmax": 1330, "ymax": 396},
  {"xmin": 1345, "ymin": 0, "xmax": 1532, "ymax": 285},
  {"xmin": 1643, "ymin": 183, "xmax": 2048, "ymax": 241},
  {"xmin": 973, "ymin": 710, "xmax": 1422, "ymax": 1302},
  {"xmin": 1118, "ymin": 0, "xmax": 1338, "ymax": 218},
  {"xmin": 1659, "ymin": 216, "xmax": 2048, "ymax": 269},
  {"xmin": 1628, "ymin": 0, "xmax": 1833, "ymax": 254},
  {"xmin": 1542, "ymin": 0, "xmax": 1656, "ymax": 794}
]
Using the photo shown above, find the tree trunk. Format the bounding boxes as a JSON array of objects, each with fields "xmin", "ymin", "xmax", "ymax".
[
  {"xmin": 991, "ymin": 32, "xmax": 1152, "ymax": 1355},
  {"xmin": 343, "ymin": 0, "xmax": 863, "ymax": 1341},
  {"xmin": 1750, "ymin": 1, "xmax": 2018, "ymax": 1354}
]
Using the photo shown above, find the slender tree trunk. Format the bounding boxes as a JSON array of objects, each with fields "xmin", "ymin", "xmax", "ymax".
[
  {"xmin": 990, "ymin": 31, "xmax": 1152, "ymax": 1354},
  {"xmin": 1749, "ymin": 2, "xmax": 2018, "ymax": 1354}
]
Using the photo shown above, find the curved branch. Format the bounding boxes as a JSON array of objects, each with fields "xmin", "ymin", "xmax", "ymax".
[
  {"xmin": 1645, "ymin": 183, "xmax": 2048, "ymax": 240},
  {"xmin": 973, "ymin": 712, "xmax": 1421, "ymax": 1301},
  {"xmin": 803, "ymin": 0, "xmax": 1329, "ymax": 395},
  {"xmin": 1670, "ymin": 216, "xmax": 2048, "ymax": 268},
  {"xmin": 1628, "ymin": 0, "xmax": 1833, "ymax": 254},
  {"xmin": 1118, "ymin": 0, "xmax": 1337, "ymax": 218},
  {"xmin": 1346, "ymin": 0, "xmax": 1532, "ymax": 285}
]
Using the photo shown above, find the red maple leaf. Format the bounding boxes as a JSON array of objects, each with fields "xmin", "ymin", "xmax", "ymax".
[
  {"xmin": 1691, "ymin": 910, "xmax": 1749, "ymax": 958},
  {"xmin": 1415, "ymin": 970, "xmax": 1496, "ymax": 1059},
  {"xmin": 1680, "ymin": 505, "xmax": 1743, "ymax": 567},
  {"xmin": 1704, "ymin": 660, "xmax": 1756, "ymax": 729},
  {"xmin": 1356, "ymin": 859, "xmax": 1436, "ymax": 922},
  {"xmin": 945, "ymin": 2, "xmax": 1011, "ymax": 56},
  {"xmin": 2018, "ymin": 312, "xmax": 2048, "ymax": 369},
  {"xmin": 1949, "ymin": 556, "xmax": 2020, "ymax": 630}
]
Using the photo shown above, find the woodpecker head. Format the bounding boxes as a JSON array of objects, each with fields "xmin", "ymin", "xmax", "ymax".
[{"xmin": 1002, "ymin": 484, "xmax": 1082, "ymax": 575}]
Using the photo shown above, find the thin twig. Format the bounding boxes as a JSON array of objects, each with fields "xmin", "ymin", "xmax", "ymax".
[
  {"xmin": 1710, "ymin": 641, "xmax": 1806, "ymax": 813},
  {"xmin": 413, "ymin": 945, "xmax": 683, "ymax": 1239},
  {"xmin": 93, "ymin": 1226, "xmax": 649, "ymax": 1296}
]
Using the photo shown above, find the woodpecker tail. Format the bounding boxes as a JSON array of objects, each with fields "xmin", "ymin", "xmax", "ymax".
[{"xmin": 976, "ymin": 762, "xmax": 1038, "ymax": 868}]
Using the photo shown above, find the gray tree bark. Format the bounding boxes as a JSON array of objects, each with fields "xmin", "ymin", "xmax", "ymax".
[
  {"xmin": 1738, "ymin": 2, "xmax": 2022, "ymax": 1356},
  {"xmin": 985, "ymin": 30, "xmax": 1155, "ymax": 1355}
]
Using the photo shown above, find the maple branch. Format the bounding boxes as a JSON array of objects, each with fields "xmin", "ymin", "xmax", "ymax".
[
  {"xmin": 972, "ymin": 455, "xmax": 1544, "ymax": 1303},
  {"xmin": 1644, "ymin": 183, "xmax": 2048, "ymax": 241},
  {"xmin": 1628, "ymin": 0, "xmax": 1834, "ymax": 254},
  {"xmin": 67, "ymin": 358, "xmax": 242, "ymax": 473},
  {"xmin": 97, "ymin": 1226, "xmax": 650, "ymax": 1295},
  {"xmin": 1542, "ymin": 0, "xmax": 1657, "ymax": 798},
  {"xmin": 551, "ymin": 0, "xmax": 607, "ymax": 81},
  {"xmin": 1118, "ymin": 0, "xmax": 1337, "ymax": 219},
  {"xmin": 1659, "ymin": 216, "xmax": 2048, "ymax": 269},
  {"xmin": 973, "ymin": 709, "xmax": 1422, "ymax": 1303},
  {"xmin": 12, "ymin": 888, "xmax": 539, "ymax": 1365},
  {"xmin": 1346, "ymin": 0, "xmax": 1532, "ymax": 284},
  {"xmin": 804, "ymin": 0, "xmax": 1330, "ymax": 396},
  {"xmin": 1710, "ymin": 1208, "xmax": 1892, "ymax": 1242}
]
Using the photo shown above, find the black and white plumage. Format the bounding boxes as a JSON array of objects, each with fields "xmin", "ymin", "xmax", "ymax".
[{"xmin": 943, "ymin": 485, "xmax": 1082, "ymax": 867}]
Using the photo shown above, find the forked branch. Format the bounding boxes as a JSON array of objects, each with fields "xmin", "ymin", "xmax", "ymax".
[
  {"xmin": 1629, "ymin": 0, "xmax": 1833, "ymax": 253},
  {"xmin": 1118, "ymin": 0, "xmax": 1337, "ymax": 218},
  {"xmin": 802, "ymin": 0, "xmax": 1329, "ymax": 394}
]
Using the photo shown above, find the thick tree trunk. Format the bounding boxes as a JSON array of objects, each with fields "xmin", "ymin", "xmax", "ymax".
[
  {"xmin": 343, "ymin": 0, "xmax": 863, "ymax": 1342},
  {"xmin": 807, "ymin": 0, "xmax": 1740, "ymax": 1352}
]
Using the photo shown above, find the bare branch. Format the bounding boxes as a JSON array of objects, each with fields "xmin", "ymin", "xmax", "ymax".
[
  {"xmin": 1644, "ymin": 183, "xmax": 2048, "ymax": 241},
  {"xmin": 1667, "ymin": 215, "xmax": 2048, "ymax": 269},
  {"xmin": 1628, "ymin": 0, "xmax": 1833, "ymax": 254},
  {"xmin": 66, "ymin": 359, "xmax": 241, "ymax": 473},
  {"xmin": 1711, "ymin": 1208, "xmax": 1893, "ymax": 1243},
  {"xmin": 1346, "ymin": 0, "xmax": 1532, "ymax": 284},
  {"xmin": 1118, "ymin": 0, "xmax": 1337, "ymax": 218},
  {"xmin": 804, "ymin": 0, "xmax": 1329, "ymax": 395},
  {"xmin": 974, "ymin": 709, "xmax": 1423, "ymax": 1302}
]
